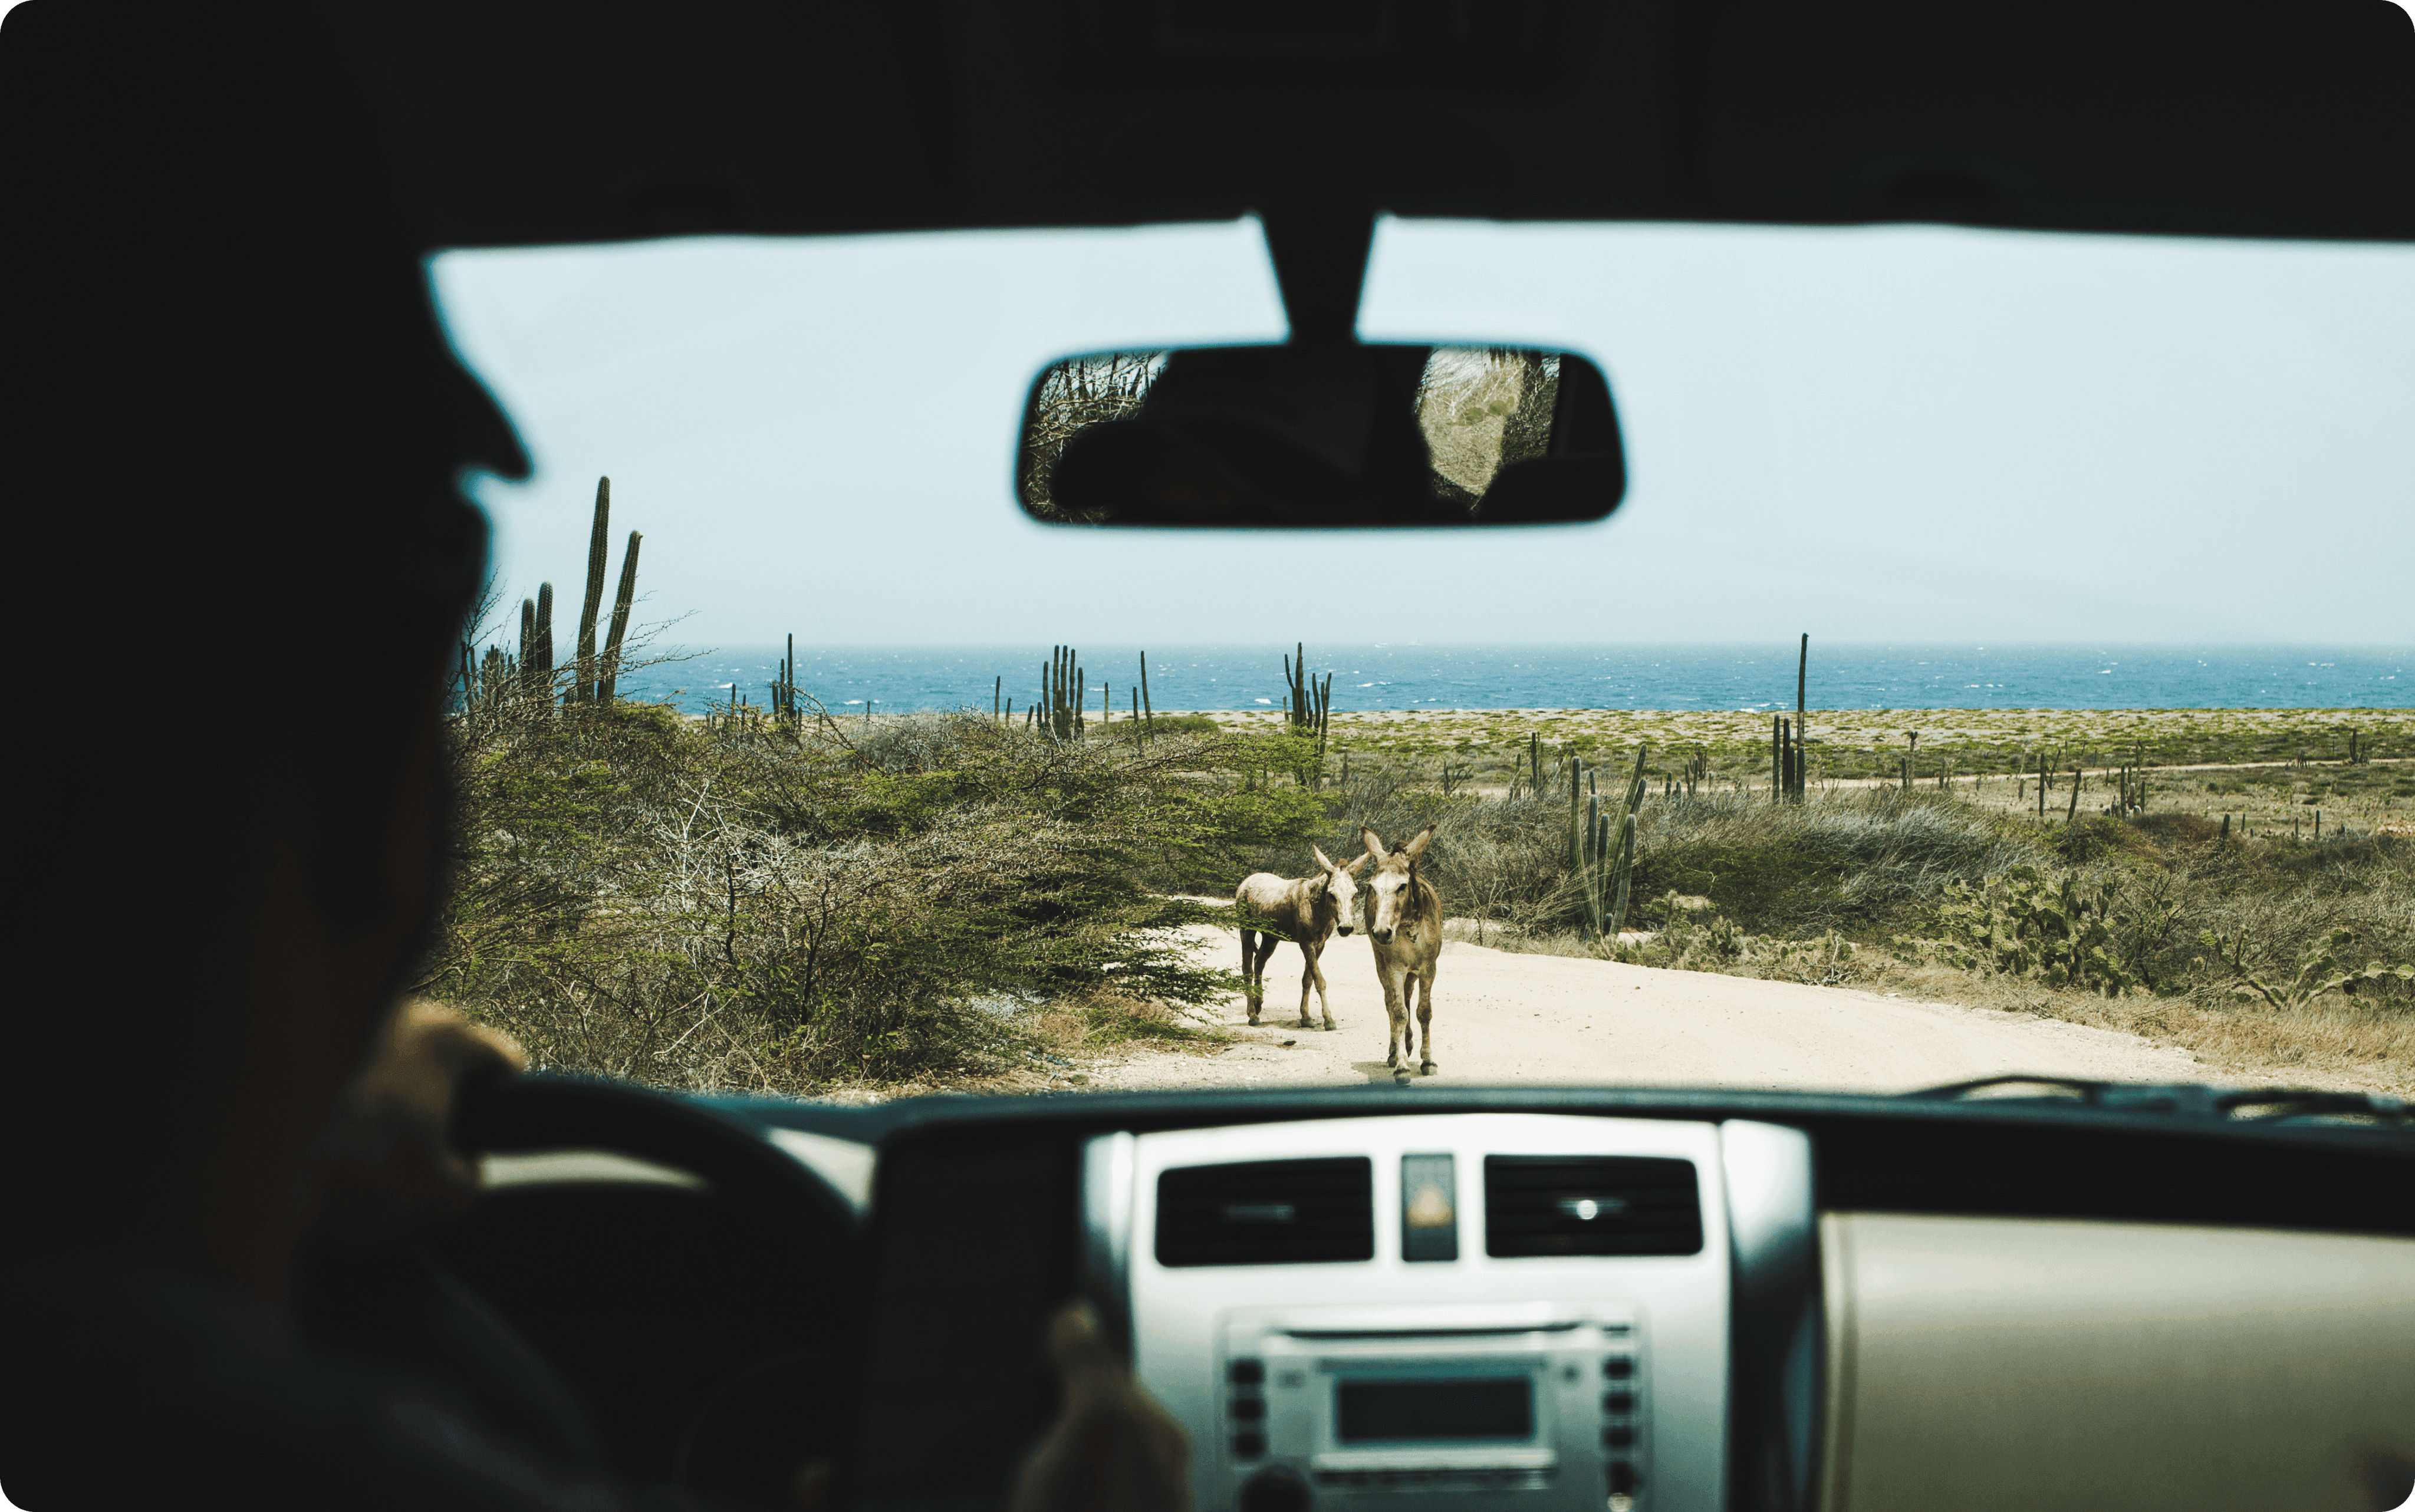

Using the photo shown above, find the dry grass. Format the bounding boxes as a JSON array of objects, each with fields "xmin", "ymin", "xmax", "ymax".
[
  {"xmin": 433, "ymin": 704, "xmax": 1292, "ymax": 1096},
  {"xmin": 1398, "ymin": 783, "xmax": 2415, "ymax": 1096},
  {"xmin": 1853, "ymin": 960, "xmax": 2415, "ymax": 1097},
  {"xmin": 1180, "ymin": 705, "xmax": 2415, "ymax": 837}
]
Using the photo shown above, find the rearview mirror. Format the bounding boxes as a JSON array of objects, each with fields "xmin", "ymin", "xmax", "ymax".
[{"xmin": 1016, "ymin": 343, "xmax": 1624, "ymax": 527}]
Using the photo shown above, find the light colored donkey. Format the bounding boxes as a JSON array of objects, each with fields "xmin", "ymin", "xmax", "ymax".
[
  {"xmin": 1235, "ymin": 846, "xmax": 1368, "ymax": 1029},
  {"xmin": 1360, "ymin": 823, "xmax": 1443, "ymax": 1078}
]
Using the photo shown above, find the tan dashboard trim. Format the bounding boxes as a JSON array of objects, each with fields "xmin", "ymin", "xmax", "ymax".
[{"xmin": 1820, "ymin": 1213, "xmax": 2415, "ymax": 1512}]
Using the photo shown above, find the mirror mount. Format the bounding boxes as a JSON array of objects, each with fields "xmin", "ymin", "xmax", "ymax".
[{"xmin": 1259, "ymin": 201, "xmax": 1375, "ymax": 345}]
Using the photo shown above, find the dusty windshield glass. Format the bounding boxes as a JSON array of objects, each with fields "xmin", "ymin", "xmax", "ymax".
[{"xmin": 425, "ymin": 220, "xmax": 2415, "ymax": 1101}]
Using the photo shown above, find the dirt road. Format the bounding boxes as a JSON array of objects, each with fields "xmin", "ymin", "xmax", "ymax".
[{"xmin": 1088, "ymin": 923, "xmax": 2203, "ymax": 1092}]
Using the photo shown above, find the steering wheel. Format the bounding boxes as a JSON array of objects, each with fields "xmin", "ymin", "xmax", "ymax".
[{"xmin": 299, "ymin": 1073, "xmax": 864, "ymax": 1503}]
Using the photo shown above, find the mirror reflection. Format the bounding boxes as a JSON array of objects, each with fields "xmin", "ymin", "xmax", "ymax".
[{"xmin": 1019, "ymin": 344, "xmax": 1624, "ymax": 527}]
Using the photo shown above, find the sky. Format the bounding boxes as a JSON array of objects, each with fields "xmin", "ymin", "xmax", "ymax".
[{"xmin": 431, "ymin": 218, "xmax": 2415, "ymax": 648}]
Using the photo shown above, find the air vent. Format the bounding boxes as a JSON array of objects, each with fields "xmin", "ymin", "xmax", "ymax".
[
  {"xmin": 1483, "ymin": 1157, "xmax": 1702, "ymax": 1257},
  {"xmin": 1156, "ymin": 1158, "xmax": 1374, "ymax": 1266}
]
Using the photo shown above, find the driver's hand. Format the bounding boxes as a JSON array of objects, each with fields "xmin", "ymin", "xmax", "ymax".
[
  {"xmin": 315, "ymin": 998, "xmax": 525, "ymax": 1244},
  {"xmin": 1009, "ymin": 1302, "xmax": 1192, "ymax": 1512}
]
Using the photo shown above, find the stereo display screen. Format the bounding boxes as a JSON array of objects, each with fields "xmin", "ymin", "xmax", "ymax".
[{"xmin": 1335, "ymin": 1378, "xmax": 1534, "ymax": 1442}]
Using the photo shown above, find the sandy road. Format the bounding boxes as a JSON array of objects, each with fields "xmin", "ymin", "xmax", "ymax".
[{"xmin": 1088, "ymin": 923, "xmax": 2202, "ymax": 1092}]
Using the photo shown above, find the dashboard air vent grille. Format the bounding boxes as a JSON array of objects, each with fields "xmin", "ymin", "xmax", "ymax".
[
  {"xmin": 1156, "ymin": 1157, "xmax": 1374, "ymax": 1266},
  {"xmin": 1483, "ymin": 1156, "xmax": 1703, "ymax": 1257}
]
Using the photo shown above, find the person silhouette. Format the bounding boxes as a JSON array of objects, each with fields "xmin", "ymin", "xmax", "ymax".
[{"xmin": 0, "ymin": 4, "xmax": 1188, "ymax": 1508}]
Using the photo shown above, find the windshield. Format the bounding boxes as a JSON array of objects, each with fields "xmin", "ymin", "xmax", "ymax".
[{"xmin": 426, "ymin": 219, "xmax": 2415, "ymax": 1101}]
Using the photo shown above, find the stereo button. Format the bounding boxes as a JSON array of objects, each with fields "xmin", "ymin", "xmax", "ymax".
[
  {"xmin": 1603, "ymin": 1425, "xmax": 1636, "ymax": 1450},
  {"xmin": 1230, "ymin": 1359, "xmax": 1265, "ymax": 1386},
  {"xmin": 1232, "ymin": 1432, "xmax": 1266, "ymax": 1459},
  {"xmin": 1604, "ymin": 1391, "xmax": 1634, "ymax": 1414},
  {"xmin": 1231, "ymin": 1397, "xmax": 1266, "ymax": 1421},
  {"xmin": 1604, "ymin": 1356, "xmax": 1634, "ymax": 1379}
]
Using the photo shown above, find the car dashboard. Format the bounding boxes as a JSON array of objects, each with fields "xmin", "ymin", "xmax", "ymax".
[{"xmin": 439, "ymin": 1079, "xmax": 2415, "ymax": 1512}]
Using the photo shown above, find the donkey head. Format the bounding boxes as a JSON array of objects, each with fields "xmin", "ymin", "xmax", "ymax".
[
  {"xmin": 1311, "ymin": 845, "xmax": 1369, "ymax": 935},
  {"xmin": 1359, "ymin": 823, "xmax": 1436, "ymax": 944}
]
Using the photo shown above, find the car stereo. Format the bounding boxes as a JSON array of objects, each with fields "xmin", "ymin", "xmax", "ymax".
[
  {"xmin": 1215, "ymin": 1303, "xmax": 1646, "ymax": 1508},
  {"xmin": 1080, "ymin": 1113, "xmax": 1820, "ymax": 1512}
]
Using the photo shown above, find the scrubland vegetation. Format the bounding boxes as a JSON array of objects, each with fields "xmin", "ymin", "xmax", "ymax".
[
  {"xmin": 424, "ymin": 687, "xmax": 1336, "ymax": 1094},
  {"xmin": 431, "ymin": 674, "xmax": 2414, "ymax": 1096},
  {"xmin": 1306, "ymin": 761, "xmax": 2414, "ymax": 1091},
  {"xmin": 430, "ymin": 500, "xmax": 2410, "ymax": 1096}
]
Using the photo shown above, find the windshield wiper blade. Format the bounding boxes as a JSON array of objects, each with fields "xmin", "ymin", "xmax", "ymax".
[{"xmin": 1905, "ymin": 1075, "xmax": 2411, "ymax": 1127}]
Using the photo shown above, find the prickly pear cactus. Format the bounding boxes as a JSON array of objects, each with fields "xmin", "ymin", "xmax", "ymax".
[{"xmin": 1916, "ymin": 865, "xmax": 2134, "ymax": 993}]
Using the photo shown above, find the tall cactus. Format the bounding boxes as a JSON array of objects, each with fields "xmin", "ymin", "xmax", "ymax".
[
  {"xmin": 534, "ymin": 582, "xmax": 554, "ymax": 684},
  {"xmin": 573, "ymin": 476, "xmax": 610, "ymax": 702},
  {"xmin": 1041, "ymin": 644, "xmax": 1085, "ymax": 741},
  {"xmin": 1606, "ymin": 812, "xmax": 1639, "ymax": 936},
  {"xmin": 1605, "ymin": 742, "xmax": 1648, "ymax": 934},
  {"xmin": 1282, "ymin": 645, "xmax": 1334, "ymax": 734},
  {"xmin": 518, "ymin": 597, "xmax": 537, "ymax": 695},
  {"xmin": 519, "ymin": 584, "xmax": 557, "ymax": 706},
  {"xmin": 1582, "ymin": 784, "xmax": 1604, "ymax": 936},
  {"xmin": 1568, "ymin": 743, "xmax": 1651, "ymax": 940},
  {"xmin": 598, "ymin": 531, "xmax": 641, "ymax": 703},
  {"xmin": 1567, "ymin": 752, "xmax": 1588, "ymax": 870},
  {"xmin": 775, "ymin": 632, "xmax": 799, "ymax": 728}
]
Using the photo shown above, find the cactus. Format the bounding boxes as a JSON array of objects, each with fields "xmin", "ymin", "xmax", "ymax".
[
  {"xmin": 1041, "ymin": 645, "xmax": 1086, "ymax": 741},
  {"xmin": 1607, "ymin": 812, "xmax": 1639, "ymax": 935},
  {"xmin": 1571, "ymin": 744, "xmax": 1649, "ymax": 939},
  {"xmin": 573, "ymin": 477, "xmax": 610, "ymax": 701},
  {"xmin": 1282, "ymin": 645, "xmax": 1332, "ymax": 732},
  {"xmin": 518, "ymin": 584, "xmax": 556, "ymax": 706},
  {"xmin": 598, "ymin": 531, "xmax": 641, "ymax": 702},
  {"xmin": 1568, "ymin": 753, "xmax": 1588, "ymax": 870},
  {"xmin": 1582, "ymin": 789, "xmax": 1605, "ymax": 935},
  {"xmin": 484, "ymin": 645, "xmax": 511, "ymax": 709},
  {"xmin": 771, "ymin": 632, "xmax": 800, "ymax": 729},
  {"xmin": 1604, "ymin": 743, "xmax": 1647, "ymax": 933}
]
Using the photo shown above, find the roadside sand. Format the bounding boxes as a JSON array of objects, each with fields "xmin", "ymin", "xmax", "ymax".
[{"xmin": 1090, "ymin": 921, "xmax": 2203, "ymax": 1092}]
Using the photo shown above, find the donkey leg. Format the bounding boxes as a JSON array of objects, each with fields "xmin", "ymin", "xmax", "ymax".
[
  {"xmin": 1311, "ymin": 945, "xmax": 1337, "ymax": 1031},
  {"xmin": 1296, "ymin": 941, "xmax": 1320, "ymax": 1029},
  {"xmin": 1416, "ymin": 967, "xmax": 1438, "ymax": 1075},
  {"xmin": 1239, "ymin": 929, "xmax": 1264, "ymax": 1024},
  {"xmin": 1377, "ymin": 958, "xmax": 1410, "ymax": 1073}
]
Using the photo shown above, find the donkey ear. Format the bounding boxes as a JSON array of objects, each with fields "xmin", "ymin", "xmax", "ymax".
[
  {"xmin": 1360, "ymin": 826, "xmax": 1387, "ymax": 860},
  {"xmin": 1401, "ymin": 823, "xmax": 1437, "ymax": 859},
  {"xmin": 1311, "ymin": 844, "xmax": 1335, "ymax": 872},
  {"xmin": 1343, "ymin": 854, "xmax": 1370, "ymax": 877}
]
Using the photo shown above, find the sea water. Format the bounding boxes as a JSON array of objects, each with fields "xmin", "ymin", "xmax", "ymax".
[{"xmin": 607, "ymin": 644, "xmax": 2411, "ymax": 717}]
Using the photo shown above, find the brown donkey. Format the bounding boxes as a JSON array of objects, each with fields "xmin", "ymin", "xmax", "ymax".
[
  {"xmin": 1235, "ymin": 846, "xmax": 1367, "ymax": 1029},
  {"xmin": 1361, "ymin": 823, "xmax": 1444, "ymax": 1078}
]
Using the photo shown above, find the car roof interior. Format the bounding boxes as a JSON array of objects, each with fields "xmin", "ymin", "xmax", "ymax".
[{"xmin": 316, "ymin": 0, "xmax": 2415, "ymax": 259}]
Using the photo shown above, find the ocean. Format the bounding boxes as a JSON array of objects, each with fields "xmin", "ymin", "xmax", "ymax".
[{"xmin": 609, "ymin": 644, "xmax": 2412, "ymax": 717}]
